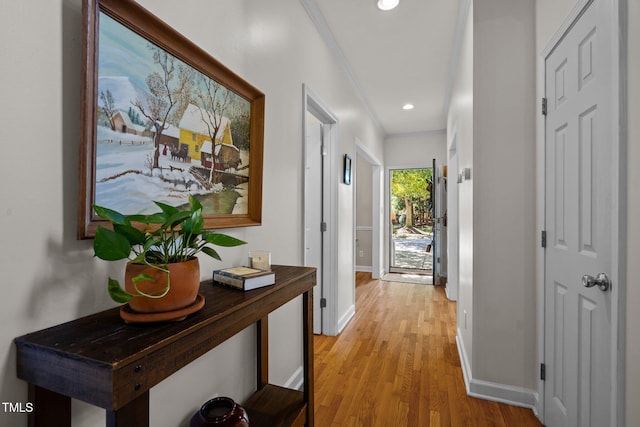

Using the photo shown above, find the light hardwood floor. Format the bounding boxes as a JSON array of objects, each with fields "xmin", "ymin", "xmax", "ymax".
[{"xmin": 314, "ymin": 272, "xmax": 543, "ymax": 427}]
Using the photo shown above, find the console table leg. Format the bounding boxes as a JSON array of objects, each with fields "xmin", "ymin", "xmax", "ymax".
[
  {"xmin": 257, "ymin": 317, "xmax": 269, "ymax": 389},
  {"xmin": 106, "ymin": 392, "xmax": 149, "ymax": 427},
  {"xmin": 303, "ymin": 289, "xmax": 314, "ymax": 427},
  {"xmin": 28, "ymin": 383, "xmax": 71, "ymax": 427}
]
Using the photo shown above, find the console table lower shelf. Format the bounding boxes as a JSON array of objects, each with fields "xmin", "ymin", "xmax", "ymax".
[
  {"xmin": 243, "ymin": 384, "xmax": 307, "ymax": 427},
  {"xmin": 15, "ymin": 265, "xmax": 316, "ymax": 427}
]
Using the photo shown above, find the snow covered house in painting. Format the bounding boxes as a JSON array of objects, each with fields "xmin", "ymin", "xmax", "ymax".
[
  {"xmin": 201, "ymin": 141, "xmax": 241, "ymax": 171},
  {"xmin": 152, "ymin": 123, "xmax": 180, "ymax": 152},
  {"xmin": 112, "ymin": 111, "xmax": 146, "ymax": 136},
  {"xmin": 178, "ymin": 104, "xmax": 237, "ymax": 168}
]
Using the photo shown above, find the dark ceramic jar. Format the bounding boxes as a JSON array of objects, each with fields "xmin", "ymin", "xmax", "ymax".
[{"xmin": 190, "ymin": 397, "xmax": 249, "ymax": 427}]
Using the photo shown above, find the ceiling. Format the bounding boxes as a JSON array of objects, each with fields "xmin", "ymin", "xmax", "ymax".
[{"xmin": 301, "ymin": 0, "xmax": 462, "ymax": 137}]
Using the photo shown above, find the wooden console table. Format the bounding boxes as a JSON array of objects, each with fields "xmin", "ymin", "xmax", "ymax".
[{"xmin": 15, "ymin": 265, "xmax": 316, "ymax": 427}]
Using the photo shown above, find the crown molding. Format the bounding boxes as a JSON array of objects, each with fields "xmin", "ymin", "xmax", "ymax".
[
  {"xmin": 299, "ymin": 0, "xmax": 386, "ymax": 135},
  {"xmin": 386, "ymin": 128, "xmax": 447, "ymax": 139},
  {"xmin": 443, "ymin": 0, "xmax": 472, "ymax": 117}
]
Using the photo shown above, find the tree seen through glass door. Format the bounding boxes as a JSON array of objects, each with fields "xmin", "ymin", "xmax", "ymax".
[{"xmin": 390, "ymin": 168, "xmax": 433, "ymax": 273}]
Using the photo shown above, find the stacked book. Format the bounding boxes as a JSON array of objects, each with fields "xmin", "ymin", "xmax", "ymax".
[{"xmin": 213, "ymin": 266, "xmax": 275, "ymax": 291}]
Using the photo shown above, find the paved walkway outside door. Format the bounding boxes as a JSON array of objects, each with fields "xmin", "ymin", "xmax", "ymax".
[{"xmin": 392, "ymin": 235, "xmax": 432, "ymax": 270}]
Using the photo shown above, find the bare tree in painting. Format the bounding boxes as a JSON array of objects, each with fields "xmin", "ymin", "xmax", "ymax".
[
  {"xmin": 100, "ymin": 89, "xmax": 117, "ymax": 131},
  {"xmin": 229, "ymin": 100, "xmax": 251, "ymax": 151},
  {"xmin": 194, "ymin": 73, "xmax": 234, "ymax": 183},
  {"xmin": 133, "ymin": 45, "xmax": 193, "ymax": 169}
]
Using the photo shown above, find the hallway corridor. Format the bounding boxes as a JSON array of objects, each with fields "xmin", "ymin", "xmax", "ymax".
[{"xmin": 314, "ymin": 272, "xmax": 542, "ymax": 426}]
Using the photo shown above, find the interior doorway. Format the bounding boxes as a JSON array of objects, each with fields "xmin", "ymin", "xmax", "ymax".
[
  {"xmin": 354, "ymin": 141, "xmax": 383, "ymax": 279},
  {"xmin": 388, "ymin": 167, "xmax": 433, "ymax": 276},
  {"xmin": 303, "ymin": 84, "xmax": 339, "ymax": 335}
]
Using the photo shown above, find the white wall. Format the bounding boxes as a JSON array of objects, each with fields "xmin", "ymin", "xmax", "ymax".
[
  {"xmin": 384, "ymin": 132, "xmax": 447, "ymax": 169},
  {"xmin": 473, "ymin": 0, "xmax": 537, "ymax": 390},
  {"xmin": 535, "ymin": 0, "xmax": 577, "ymax": 54},
  {"xmin": 535, "ymin": 0, "xmax": 639, "ymax": 425},
  {"xmin": 448, "ymin": 0, "xmax": 537, "ymax": 403},
  {"xmin": 0, "ymin": 0, "xmax": 384, "ymax": 425},
  {"xmin": 447, "ymin": 0, "xmax": 474, "ymax": 372}
]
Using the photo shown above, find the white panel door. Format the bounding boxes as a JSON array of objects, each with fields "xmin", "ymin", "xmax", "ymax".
[
  {"xmin": 305, "ymin": 122, "xmax": 324, "ymax": 334},
  {"xmin": 544, "ymin": 1, "xmax": 613, "ymax": 426}
]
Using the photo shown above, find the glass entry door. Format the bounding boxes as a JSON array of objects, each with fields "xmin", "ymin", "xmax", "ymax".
[{"xmin": 389, "ymin": 167, "xmax": 433, "ymax": 275}]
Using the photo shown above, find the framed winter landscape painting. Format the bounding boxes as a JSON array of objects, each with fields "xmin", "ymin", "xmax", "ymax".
[{"xmin": 78, "ymin": 0, "xmax": 265, "ymax": 239}]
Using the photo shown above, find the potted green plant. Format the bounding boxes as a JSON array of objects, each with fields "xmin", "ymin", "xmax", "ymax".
[{"xmin": 93, "ymin": 194, "xmax": 245, "ymax": 320}]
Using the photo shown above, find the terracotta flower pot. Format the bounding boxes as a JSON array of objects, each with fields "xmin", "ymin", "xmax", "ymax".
[{"xmin": 124, "ymin": 258, "xmax": 200, "ymax": 314}]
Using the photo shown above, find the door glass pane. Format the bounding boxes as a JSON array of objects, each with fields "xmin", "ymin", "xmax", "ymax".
[{"xmin": 389, "ymin": 168, "xmax": 433, "ymax": 274}]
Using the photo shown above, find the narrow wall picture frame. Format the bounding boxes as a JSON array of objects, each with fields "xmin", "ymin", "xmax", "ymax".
[{"xmin": 344, "ymin": 154, "xmax": 352, "ymax": 185}]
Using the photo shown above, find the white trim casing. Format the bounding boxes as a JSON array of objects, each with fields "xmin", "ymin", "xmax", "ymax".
[
  {"xmin": 446, "ymin": 124, "xmax": 459, "ymax": 302},
  {"xmin": 337, "ymin": 305, "xmax": 356, "ymax": 335},
  {"xmin": 302, "ymin": 84, "xmax": 341, "ymax": 336},
  {"xmin": 614, "ymin": 2, "xmax": 628, "ymax": 424},
  {"xmin": 535, "ymin": 49, "xmax": 546, "ymax": 425}
]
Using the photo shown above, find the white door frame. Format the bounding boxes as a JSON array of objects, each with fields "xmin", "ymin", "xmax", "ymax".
[
  {"xmin": 355, "ymin": 139, "xmax": 383, "ymax": 279},
  {"xmin": 303, "ymin": 83, "xmax": 340, "ymax": 335},
  {"xmin": 446, "ymin": 127, "xmax": 459, "ymax": 301},
  {"xmin": 384, "ymin": 164, "xmax": 433, "ymax": 275},
  {"xmin": 536, "ymin": 0, "xmax": 626, "ymax": 423}
]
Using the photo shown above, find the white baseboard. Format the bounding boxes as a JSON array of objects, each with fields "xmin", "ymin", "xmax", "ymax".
[
  {"xmin": 336, "ymin": 304, "xmax": 355, "ymax": 334},
  {"xmin": 456, "ymin": 329, "xmax": 472, "ymax": 391},
  {"xmin": 531, "ymin": 394, "xmax": 541, "ymax": 419},
  {"xmin": 456, "ymin": 329, "xmax": 538, "ymax": 410},
  {"xmin": 355, "ymin": 265, "xmax": 372, "ymax": 272},
  {"xmin": 283, "ymin": 366, "xmax": 304, "ymax": 391},
  {"xmin": 373, "ymin": 268, "xmax": 386, "ymax": 280},
  {"xmin": 467, "ymin": 379, "xmax": 538, "ymax": 409},
  {"xmin": 445, "ymin": 284, "xmax": 457, "ymax": 301}
]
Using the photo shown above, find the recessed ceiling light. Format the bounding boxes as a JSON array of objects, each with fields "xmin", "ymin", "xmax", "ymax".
[
  {"xmin": 377, "ymin": 0, "xmax": 399, "ymax": 11},
  {"xmin": 402, "ymin": 103, "xmax": 415, "ymax": 110}
]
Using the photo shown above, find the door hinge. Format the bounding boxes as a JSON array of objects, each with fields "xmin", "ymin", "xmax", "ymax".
[
  {"xmin": 541, "ymin": 97, "xmax": 547, "ymax": 116},
  {"xmin": 541, "ymin": 230, "xmax": 547, "ymax": 248},
  {"xmin": 320, "ymin": 298, "xmax": 327, "ymax": 308},
  {"xmin": 540, "ymin": 363, "xmax": 546, "ymax": 381},
  {"xmin": 321, "ymin": 222, "xmax": 327, "ymax": 232}
]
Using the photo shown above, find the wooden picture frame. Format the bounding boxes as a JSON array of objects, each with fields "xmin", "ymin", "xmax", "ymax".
[
  {"xmin": 343, "ymin": 154, "xmax": 352, "ymax": 185},
  {"xmin": 78, "ymin": 0, "xmax": 265, "ymax": 239}
]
